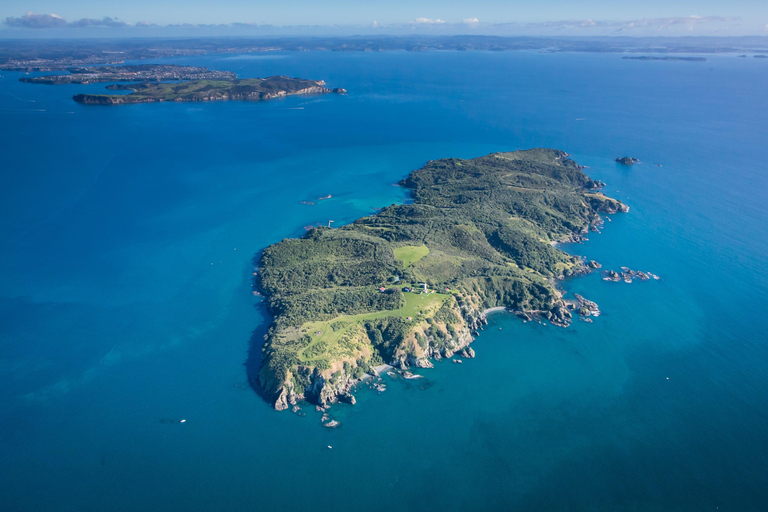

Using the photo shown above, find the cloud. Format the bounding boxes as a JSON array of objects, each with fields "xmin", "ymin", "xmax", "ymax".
[
  {"xmin": 68, "ymin": 16, "xmax": 127, "ymax": 28},
  {"xmin": 4, "ymin": 12, "xmax": 129, "ymax": 29},
  {"xmin": 413, "ymin": 18, "xmax": 446, "ymax": 24},
  {"xmin": 463, "ymin": 18, "xmax": 480, "ymax": 25},
  {"xmin": 5, "ymin": 12, "xmax": 67, "ymax": 29}
]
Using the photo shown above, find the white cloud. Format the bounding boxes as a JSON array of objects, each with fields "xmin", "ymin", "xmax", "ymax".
[
  {"xmin": 463, "ymin": 18, "xmax": 480, "ymax": 25},
  {"xmin": 413, "ymin": 18, "xmax": 446, "ymax": 24},
  {"xmin": 4, "ymin": 11, "xmax": 128, "ymax": 29}
]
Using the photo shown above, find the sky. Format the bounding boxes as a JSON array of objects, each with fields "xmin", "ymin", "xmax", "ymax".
[{"xmin": 2, "ymin": 0, "xmax": 768, "ymax": 36}]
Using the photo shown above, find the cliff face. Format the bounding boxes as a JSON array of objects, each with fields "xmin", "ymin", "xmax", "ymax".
[
  {"xmin": 73, "ymin": 94, "xmax": 127, "ymax": 105},
  {"xmin": 265, "ymin": 293, "xmax": 487, "ymax": 411},
  {"xmin": 254, "ymin": 148, "xmax": 628, "ymax": 411}
]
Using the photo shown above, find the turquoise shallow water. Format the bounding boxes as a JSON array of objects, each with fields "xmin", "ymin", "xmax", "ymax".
[{"xmin": 1, "ymin": 50, "xmax": 767, "ymax": 511}]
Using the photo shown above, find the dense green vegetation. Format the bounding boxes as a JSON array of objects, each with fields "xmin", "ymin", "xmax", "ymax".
[{"xmin": 256, "ymin": 148, "xmax": 627, "ymax": 407}]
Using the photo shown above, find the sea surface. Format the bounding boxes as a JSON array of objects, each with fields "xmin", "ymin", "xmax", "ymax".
[{"xmin": 1, "ymin": 50, "xmax": 767, "ymax": 511}]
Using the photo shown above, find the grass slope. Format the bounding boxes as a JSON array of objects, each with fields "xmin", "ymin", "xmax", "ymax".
[{"xmin": 393, "ymin": 245, "xmax": 430, "ymax": 267}]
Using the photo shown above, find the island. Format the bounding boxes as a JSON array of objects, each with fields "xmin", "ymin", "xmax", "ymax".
[
  {"xmin": 73, "ymin": 76, "xmax": 346, "ymax": 105},
  {"xmin": 253, "ymin": 148, "xmax": 629, "ymax": 411},
  {"xmin": 616, "ymin": 156, "xmax": 639, "ymax": 166},
  {"xmin": 19, "ymin": 64, "xmax": 237, "ymax": 84}
]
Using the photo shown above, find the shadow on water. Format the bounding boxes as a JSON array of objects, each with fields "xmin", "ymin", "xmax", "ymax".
[
  {"xmin": 244, "ymin": 311, "xmax": 270, "ymax": 401},
  {"xmin": 244, "ymin": 249, "xmax": 271, "ymax": 401}
]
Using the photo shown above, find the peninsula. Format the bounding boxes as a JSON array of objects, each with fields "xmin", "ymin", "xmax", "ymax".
[
  {"xmin": 254, "ymin": 148, "xmax": 628, "ymax": 411},
  {"xmin": 20, "ymin": 64, "xmax": 237, "ymax": 84},
  {"xmin": 73, "ymin": 76, "xmax": 346, "ymax": 104}
]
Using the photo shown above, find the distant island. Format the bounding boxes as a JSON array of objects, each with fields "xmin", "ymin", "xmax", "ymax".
[
  {"xmin": 19, "ymin": 64, "xmax": 236, "ymax": 84},
  {"xmin": 254, "ymin": 149, "xmax": 628, "ymax": 412},
  {"xmin": 16, "ymin": 63, "xmax": 346, "ymax": 105},
  {"xmin": 72, "ymin": 75, "xmax": 346, "ymax": 105},
  {"xmin": 622, "ymin": 56, "xmax": 707, "ymax": 61}
]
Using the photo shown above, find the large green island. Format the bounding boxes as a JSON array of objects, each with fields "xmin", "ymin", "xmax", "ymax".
[
  {"xmin": 73, "ymin": 75, "xmax": 346, "ymax": 105},
  {"xmin": 255, "ymin": 149, "xmax": 628, "ymax": 411}
]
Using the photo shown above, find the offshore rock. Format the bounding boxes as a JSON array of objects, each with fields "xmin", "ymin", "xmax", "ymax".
[
  {"xmin": 616, "ymin": 156, "xmax": 639, "ymax": 166},
  {"xmin": 406, "ymin": 354, "xmax": 434, "ymax": 368},
  {"xmin": 574, "ymin": 294, "xmax": 601, "ymax": 317}
]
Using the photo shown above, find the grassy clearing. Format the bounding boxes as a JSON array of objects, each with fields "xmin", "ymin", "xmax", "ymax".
[
  {"xmin": 394, "ymin": 245, "xmax": 430, "ymax": 267},
  {"xmin": 294, "ymin": 286, "xmax": 450, "ymax": 363}
]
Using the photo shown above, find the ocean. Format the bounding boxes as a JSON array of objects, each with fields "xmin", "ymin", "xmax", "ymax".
[{"xmin": 1, "ymin": 50, "xmax": 767, "ymax": 511}]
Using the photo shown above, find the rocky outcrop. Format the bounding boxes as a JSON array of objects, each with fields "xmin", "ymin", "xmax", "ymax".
[
  {"xmin": 602, "ymin": 267, "xmax": 659, "ymax": 283},
  {"xmin": 545, "ymin": 304, "xmax": 573, "ymax": 327},
  {"xmin": 573, "ymin": 294, "xmax": 600, "ymax": 317},
  {"xmin": 616, "ymin": 156, "xmax": 639, "ymax": 166}
]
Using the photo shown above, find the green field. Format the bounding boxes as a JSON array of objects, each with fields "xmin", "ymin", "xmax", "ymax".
[
  {"xmin": 295, "ymin": 286, "xmax": 449, "ymax": 363},
  {"xmin": 393, "ymin": 245, "xmax": 430, "ymax": 267}
]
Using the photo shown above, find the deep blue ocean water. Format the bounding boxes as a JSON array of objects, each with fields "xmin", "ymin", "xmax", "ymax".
[{"xmin": 1, "ymin": 50, "xmax": 767, "ymax": 511}]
